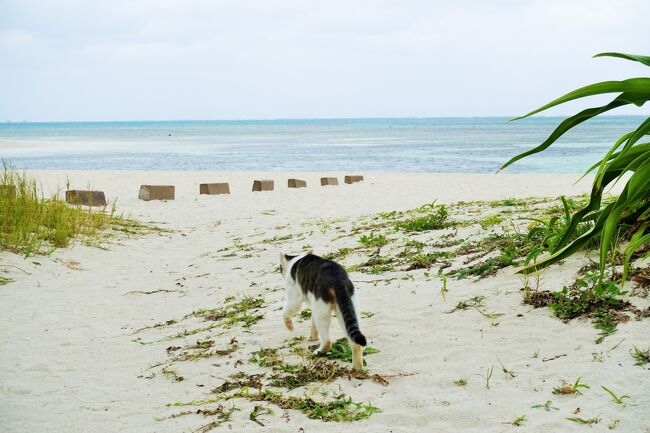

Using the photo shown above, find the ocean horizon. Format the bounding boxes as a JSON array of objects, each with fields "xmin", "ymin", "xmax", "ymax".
[{"xmin": 0, "ymin": 116, "xmax": 643, "ymax": 173}]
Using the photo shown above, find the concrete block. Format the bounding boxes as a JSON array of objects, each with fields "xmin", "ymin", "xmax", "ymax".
[
  {"xmin": 200, "ymin": 183, "xmax": 230, "ymax": 195},
  {"xmin": 320, "ymin": 177, "xmax": 338, "ymax": 186},
  {"xmin": 65, "ymin": 190, "xmax": 107, "ymax": 207},
  {"xmin": 287, "ymin": 178, "xmax": 307, "ymax": 188},
  {"xmin": 252, "ymin": 180, "xmax": 274, "ymax": 192},
  {"xmin": 138, "ymin": 185, "xmax": 175, "ymax": 201},
  {"xmin": 344, "ymin": 175, "xmax": 364, "ymax": 184}
]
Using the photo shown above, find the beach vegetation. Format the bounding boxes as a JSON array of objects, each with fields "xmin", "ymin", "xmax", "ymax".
[
  {"xmin": 608, "ymin": 419, "xmax": 621, "ymax": 430},
  {"xmin": 183, "ymin": 294, "xmax": 265, "ymax": 328},
  {"xmin": 480, "ymin": 365, "xmax": 494, "ymax": 390},
  {"xmin": 531, "ymin": 400, "xmax": 559, "ymax": 411},
  {"xmin": 479, "ymin": 215, "xmax": 503, "ymax": 229},
  {"xmin": 165, "ymin": 405, "xmax": 239, "ymax": 432},
  {"xmin": 297, "ymin": 307, "xmax": 312, "ymax": 321},
  {"xmin": 630, "ymin": 346, "xmax": 650, "ymax": 366},
  {"xmin": 322, "ymin": 247, "xmax": 355, "ymax": 261},
  {"xmin": 161, "ymin": 367, "xmax": 184, "ymax": 382},
  {"xmin": 168, "ymin": 338, "xmax": 239, "ymax": 363},
  {"xmin": 134, "ymin": 295, "xmax": 265, "ymax": 345},
  {"xmin": 524, "ymin": 272, "xmax": 632, "ymax": 342},
  {"xmin": 225, "ymin": 388, "xmax": 381, "ymax": 422},
  {"xmin": 262, "ymin": 234, "xmax": 293, "ymax": 244},
  {"xmin": 0, "ymin": 165, "xmax": 155, "ymax": 257},
  {"xmin": 498, "ymin": 359, "xmax": 516, "ymax": 379},
  {"xmin": 395, "ymin": 204, "xmax": 449, "ymax": 232},
  {"xmin": 358, "ymin": 232, "xmax": 388, "ymax": 249},
  {"xmin": 439, "ymin": 272, "xmax": 448, "ymax": 300},
  {"xmin": 553, "ymin": 377, "xmax": 590, "ymax": 395},
  {"xmin": 509, "ymin": 415, "xmax": 526, "ymax": 427},
  {"xmin": 249, "ymin": 347, "xmax": 282, "ymax": 368},
  {"xmin": 567, "ymin": 416, "xmax": 600, "ymax": 426},
  {"xmin": 349, "ymin": 255, "xmax": 398, "ymax": 274},
  {"xmin": 500, "ymin": 52, "xmax": 650, "ymax": 282},
  {"xmin": 446, "ymin": 294, "xmax": 503, "ymax": 321},
  {"xmin": 447, "ymin": 295, "xmax": 486, "ymax": 312},
  {"xmin": 600, "ymin": 386, "xmax": 630, "ymax": 405},
  {"xmin": 324, "ymin": 196, "xmax": 582, "ymax": 280},
  {"xmin": 450, "ymin": 254, "xmax": 514, "ymax": 279},
  {"xmin": 248, "ymin": 405, "xmax": 273, "ymax": 427},
  {"xmin": 267, "ymin": 358, "xmax": 348, "ymax": 389}
]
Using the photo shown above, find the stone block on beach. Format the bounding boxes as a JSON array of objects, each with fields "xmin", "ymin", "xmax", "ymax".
[
  {"xmin": 252, "ymin": 180, "xmax": 274, "ymax": 192},
  {"xmin": 65, "ymin": 190, "xmax": 107, "ymax": 207},
  {"xmin": 138, "ymin": 185, "xmax": 175, "ymax": 201},
  {"xmin": 344, "ymin": 175, "xmax": 364, "ymax": 184},
  {"xmin": 287, "ymin": 178, "xmax": 307, "ymax": 188},
  {"xmin": 320, "ymin": 177, "xmax": 338, "ymax": 186},
  {"xmin": 200, "ymin": 183, "xmax": 230, "ymax": 195}
]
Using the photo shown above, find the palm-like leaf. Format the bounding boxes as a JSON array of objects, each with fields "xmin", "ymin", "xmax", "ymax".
[{"xmin": 502, "ymin": 52, "xmax": 650, "ymax": 278}]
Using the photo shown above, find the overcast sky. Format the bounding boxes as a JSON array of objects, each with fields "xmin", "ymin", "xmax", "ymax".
[{"xmin": 1, "ymin": 0, "xmax": 649, "ymax": 121}]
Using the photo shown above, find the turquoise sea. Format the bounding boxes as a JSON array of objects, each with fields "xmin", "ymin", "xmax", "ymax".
[{"xmin": 0, "ymin": 116, "xmax": 642, "ymax": 173}]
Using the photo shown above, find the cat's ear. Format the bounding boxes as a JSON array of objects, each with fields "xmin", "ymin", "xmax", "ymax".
[
  {"xmin": 279, "ymin": 252, "xmax": 285, "ymax": 262},
  {"xmin": 306, "ymin": 249, "xmax": 314, "ymax": 255}
]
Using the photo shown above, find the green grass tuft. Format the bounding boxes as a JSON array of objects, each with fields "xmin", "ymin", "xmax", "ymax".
[
  {"xmin": 395, "ymin": 204, "xmax": 449, "ymax": 232},
  {"xmin": 0, "ymin": 166, "xmax": 155, "ymax": 256},
  {"xmin": 631, "ymin": 346, "xmax": 650, "ymax": 366}
]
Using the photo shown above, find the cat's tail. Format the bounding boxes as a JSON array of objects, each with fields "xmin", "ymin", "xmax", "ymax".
[{"xmin": 334, "ymin": 283, "xmax": 367, "ymax": 347}]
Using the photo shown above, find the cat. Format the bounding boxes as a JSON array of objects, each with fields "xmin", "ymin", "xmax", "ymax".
[{"xmin": 280, "ymin": 251, "xmax": 367, "ymax": 371}]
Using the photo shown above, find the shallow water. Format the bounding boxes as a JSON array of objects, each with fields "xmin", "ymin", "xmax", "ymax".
[{"xmin": 0, "ymin": 116, "xmax": 642, "ymax": 173}]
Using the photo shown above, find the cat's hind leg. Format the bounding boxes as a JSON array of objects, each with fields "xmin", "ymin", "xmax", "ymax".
[
  {"xmin": 351, "ymin": 342, "xmax": 363, "ymax": 371},
  {"xmin": 309, "ymin": 316, "xmax": 319, "ymax": 341},
  {"xmin": 282, "ymin": 289, "xmax": 303, "ymax": 331},
  {"xmin": 312, "ymin": 300, "xmax": 333, "ymax": 355},
  {"xmin": 335, "ymin": 312, "xmax": 364, "ymax": 371}
]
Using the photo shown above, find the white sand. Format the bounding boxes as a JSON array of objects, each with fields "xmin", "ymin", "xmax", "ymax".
[{"xmin": 1, "ymin": 171, "xmax": 648, "ymax": 433}]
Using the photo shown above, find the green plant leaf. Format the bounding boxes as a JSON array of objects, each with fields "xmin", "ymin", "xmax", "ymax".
[
  {"xmin": 594, "ymin": 52, "xmax": 650, "ymax": 67},
  {"xmin": 599, "ymin": 162, "xmax": 650, "ymax": 276},
  {"xmin": 622, "ymin": 224, "xmax": 649, "ymax": 283},
  {"xmin": 499, "ymin": 95, "xmax": 633, "ymax": 171},
  {"xmin": 510, "ymin": 78, "xmax": 650, "ymax": 121}
]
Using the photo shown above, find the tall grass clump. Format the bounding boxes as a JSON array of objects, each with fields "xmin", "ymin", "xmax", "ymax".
[
  {"xmin": 500, "ymin": 52, "xmax": 650, "ymax": 280},
  {"xmin": 0, "ymin": 166, "xmax": 129, "ymax": 256}
]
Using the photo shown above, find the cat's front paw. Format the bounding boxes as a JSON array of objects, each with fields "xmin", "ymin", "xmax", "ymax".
[{"xmin": 283, "ymin": 317, "xmax": 294, "ymax": 331}]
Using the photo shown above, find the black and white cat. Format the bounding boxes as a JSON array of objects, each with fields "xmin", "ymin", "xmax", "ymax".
[{"xmin": 280, "ymin": 251, "xmax": 367, "ymax": 371}]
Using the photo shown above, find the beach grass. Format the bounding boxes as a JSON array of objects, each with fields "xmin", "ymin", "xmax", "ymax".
[{"xmin": 0, "ymin": 166, "xmax": 154, "ymax": 257}]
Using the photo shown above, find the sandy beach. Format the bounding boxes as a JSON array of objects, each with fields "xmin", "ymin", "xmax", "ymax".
[{"xmin": 1, "ymin": 170, "xmax": 648, "ymax": 433}]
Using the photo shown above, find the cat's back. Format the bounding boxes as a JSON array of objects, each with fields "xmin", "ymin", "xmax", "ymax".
[{"xmin": 292, "ymin": 254, "xmax": 350, "ymax": 284}]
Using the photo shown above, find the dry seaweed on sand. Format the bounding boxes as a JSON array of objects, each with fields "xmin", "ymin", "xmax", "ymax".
[
  {"xmin": 168, "ymin": 337, "xmax": 239, "ymax": 362},
  {"xmin": 224, "ymin": 388, "xmax": 381, "ymax": 422},
  {"xmin": 212, "ymin": 373, "xmax": 265, "ymax": 393},
  {"xmin": 268, "ymin": 358, "xmax": 348, "ymax": 389},
  {"xmin": 166, "ymin": 404, "xmax": 239, "ymax": 432}
]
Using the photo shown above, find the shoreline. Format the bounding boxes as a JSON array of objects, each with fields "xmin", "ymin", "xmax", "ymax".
[{"xmin": 20, "ymin": 170, "xmax": 606, "ymax": 222}]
